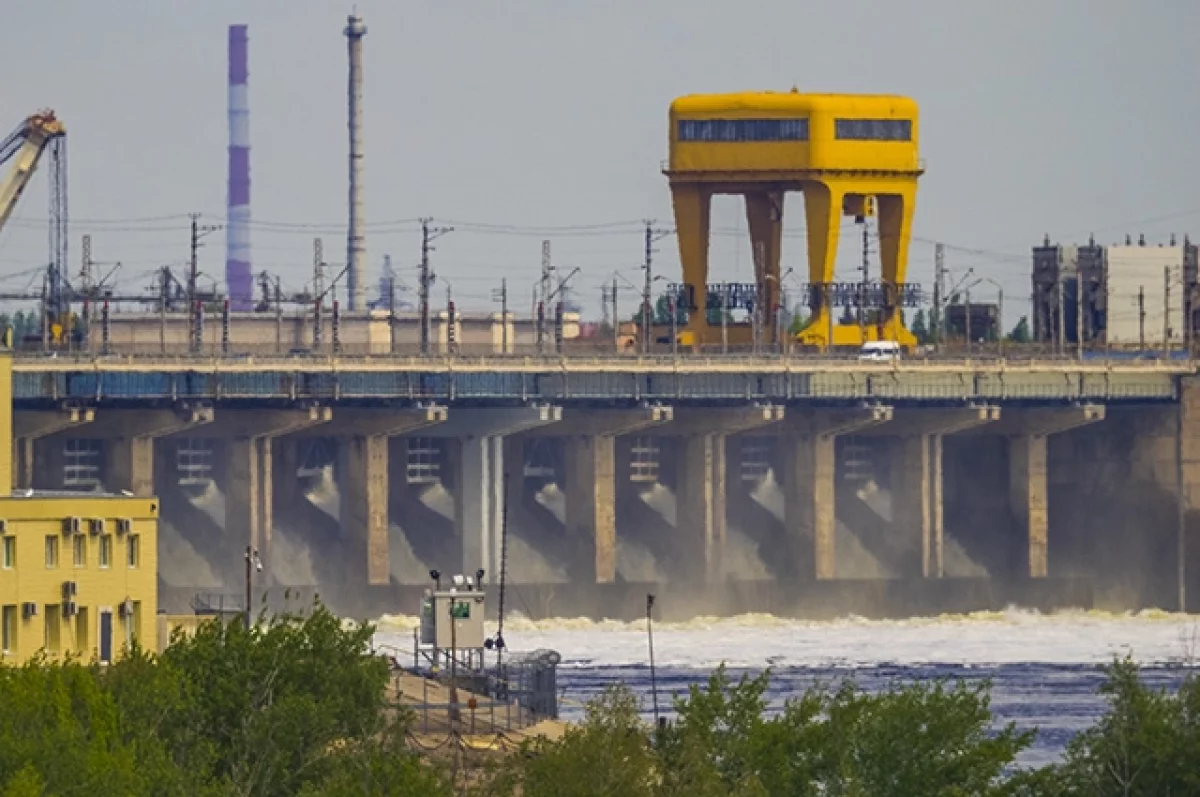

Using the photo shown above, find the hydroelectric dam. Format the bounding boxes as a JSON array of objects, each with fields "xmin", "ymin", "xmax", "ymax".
[{"xmin": 10, "ymin": 352, "xmax": 1200, "ymax": 620}]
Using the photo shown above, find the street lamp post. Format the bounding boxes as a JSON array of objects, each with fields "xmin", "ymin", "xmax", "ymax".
[{"xmin": 244, "ymin": 546, "xmax": 262, "ymax": 631}]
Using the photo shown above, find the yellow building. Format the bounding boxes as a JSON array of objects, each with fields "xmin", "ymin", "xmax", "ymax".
[
  {"xmin": 0, "ymin": 355, "xmax": 158, "ymax": 664},
  {"xmin": 665, "ymin": 89, "xmax": 922, "ymax": 349}
]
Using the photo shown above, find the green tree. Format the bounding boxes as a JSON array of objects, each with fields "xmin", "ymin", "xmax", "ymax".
[
  {"xmin": 0, "ymin": 656, "xmax": 156, "ymax": 796},
  {"xmin": 151, "ymin": 602, "xmax": 412, "ymax": 797},
  {"xmin": 1007, "ymin": 316, "xmax": 1032, "ymax": 343},
  {"xmin": 911, "ymin": 309, "xmax": 930, "ymax": 344},
  {"xmin": 484, "ymin": 686, "xmax": 658, "ymax": 797},
  {"xmin": 1052, "ymin": 657, "xmax": 1200, "ymax": 796},
  {"xmin": 657, "ymin": 666, "xmax": 1033, "ymax": 797}
]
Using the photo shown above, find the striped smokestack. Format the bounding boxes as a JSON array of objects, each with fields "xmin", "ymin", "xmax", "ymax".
[
  {"xmin": 345, "ymin": 13, "xmax": 367, "ymax": 312},
  {"xmin": 226, "ymin": 24, "xmax": 253, "ymax": 310}
]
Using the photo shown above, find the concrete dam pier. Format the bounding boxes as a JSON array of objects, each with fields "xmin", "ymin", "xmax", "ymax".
[{"xmin": 9, "ymin": 355, "xmax": 1200, "ymax": 620}]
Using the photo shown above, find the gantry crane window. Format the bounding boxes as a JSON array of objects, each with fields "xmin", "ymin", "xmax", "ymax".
[
  {"xmin": 834, "ymin": 118, "xmax": 912, "ymax": 141},
  {"xmin": 678, "ymin": 118, "xmax": 809, "ymax": 143}
]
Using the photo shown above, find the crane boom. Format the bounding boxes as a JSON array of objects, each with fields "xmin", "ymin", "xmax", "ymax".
[{"xmin": 0, "ymin": 111, "xmax": 65, "ymax": 238}]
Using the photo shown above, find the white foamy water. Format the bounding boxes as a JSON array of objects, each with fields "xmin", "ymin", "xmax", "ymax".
[
  {"xmin": 374, "ymin": 609, "xmax": 1200, "ymax": 670},
  {"xmin": 158, "ymin": 519, "xmax": 222, "ymax": 588}
]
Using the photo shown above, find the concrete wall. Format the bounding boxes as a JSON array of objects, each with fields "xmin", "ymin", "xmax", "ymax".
[
  {"xmin": 1105, "ymin": 245, "xmax": 1185, "ymax": 345},
  {"xmin": 95, "ymin": 309, "xmax": 581, "ymax": 355}
]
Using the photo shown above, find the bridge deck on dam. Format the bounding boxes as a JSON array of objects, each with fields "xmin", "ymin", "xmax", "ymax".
[{"xmin": 9, "ymin": 355, "xmax": 1192, "ymax": 405}]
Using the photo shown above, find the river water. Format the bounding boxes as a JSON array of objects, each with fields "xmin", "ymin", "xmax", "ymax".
[{"xmin": 374, "ymin": 608, "xmax": 1199, "ymax": 768}]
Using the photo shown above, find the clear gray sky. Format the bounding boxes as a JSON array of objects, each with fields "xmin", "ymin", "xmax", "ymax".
[{"xmin": 2, "ymin": 0, "xmax": 1198, "ymax": 324}]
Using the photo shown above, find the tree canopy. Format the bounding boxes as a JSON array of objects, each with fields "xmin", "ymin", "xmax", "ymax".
[{"xmin": 0, "ymin": 605, "xmax": 1195, "ymax": 796}]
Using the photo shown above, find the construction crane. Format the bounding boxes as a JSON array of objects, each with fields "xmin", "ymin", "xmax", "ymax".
[
  {"xmin": 0, "ymin": 110, "xmax": 72, "ymax": 346},
  {"xmin": 0, "ymin": 110, "xmax": 65, "ymax": 239}
]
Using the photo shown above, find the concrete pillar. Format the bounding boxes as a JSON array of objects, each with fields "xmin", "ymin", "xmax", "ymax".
[
  {"xmin": 565, "ymin": 434, "xmax": 618, "ymax": 583},
  {"xmin": 783, "ymin": 406, "xmax": 893, "ymax": 579},
  {"xmin": 429, "ymin": 406, "xmax": 563, "ymax": 582},
  {"xmin": 212, "ymin": 407, "xmax": 333, "ymax": 569},
  {"xmin": 879, "ymin": 407, "xmax": 1000, "ymax": 577},
  {"xmin": 782, "ymin": 433, "xmax": 836, "ymax": 579},
  {"xmin": 100, "ymin": 407, "xmax": 215, "ymax": 496},
  {"xmin": 12, "ymin": 407, "xmax": 94, "ymax": 490},
  {"xmin": 665, "ymin": 406, "xmax": 784, "ymax": 582},
  {"xmin": 451, "ymin": 437, "xmax": 492, "ymax": 579},
  {"xmin": 990, "ymin": 405, "xmax": 1105, "ymax": 578},
  {"xmin": 530, "ymin": 407, "xmax": 673, "ymax": 583},
  {"xmin": 226, "ymin": 436, "xmax": 272, "ymax": 552},
  {"xmin": 320, "ymin": 408, "xmax": 449, "ymax": 585},
  {"xmin": 342, "ymin": 435, "xmax": 390, "ymax": 583},
  {"xmin": 1010, "ymin": 434, "xmax": 1049, "ymax": 577},
  {"xmin": 675, "ymin": 434, "xmax": 724, "ymax": 580}
]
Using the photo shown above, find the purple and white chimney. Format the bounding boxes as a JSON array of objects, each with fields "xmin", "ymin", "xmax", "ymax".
[{"xmin": 225, "ymin": 24, "xmax": 253, "ymax": 310}]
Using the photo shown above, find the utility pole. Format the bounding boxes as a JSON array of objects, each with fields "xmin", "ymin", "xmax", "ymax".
[
  {"xmin": 965, "ymin": 286, "xmax": 972, "ymax": 356},
  {"xmin": 932, "ymin": 243, "xmax": 945, "ymax": 352},
  {"xmin": 491, "ymin": 279, "xmax": 509, "ymax": 354},
  {"xmin": 611, "ymin": 277, "xmax": 619, "ymax": 351},
  {"xmin": 1138, "ymin": 286, "xmax": 1146, "ymax": 351},
  {"xmin": 1164, "ymin": 264, "xmax": 1172, "ymax": 354},
  {"xmin": 159, "ymin": 266, "xmax": 170, "ymax": 354},
  {"xmin": 721, "ymin": 287, "xmax": 729, "ymax": 354},
  {"xmin": 1056, "ymin": 272, "xmax": 1066, "ymax": 356},
  {"xmin": 668, "ymin": 289, "xmax": 678, "ymax": 358},
  {"xmin": 446, "ymin": 284, "xmax": 457, "ymax": 354},
  {"xmin": 419, "ymin": 218, "xmax": 453, "ymax": 356},
  {"xmin": 274, "ymin": 275, "xmax": 283, "ymax": 354},
  {"xmin": 313, "ymin": 238, "xmax": 324, "ymax": 350},
  {"xmin": 188, "ymin": 213, "xmax": 222, "ymax": 353},
  {"xmin": 859, "ymin": 219, "xmax": 870, "ymax": 343},
  {"xmin": 1076, "ymin": 271, "xmax": 1084, "ymax": 360},
  {"xmin": 80, "ymin": 234, "xmax": 93, "ymax": 352},
  {"xmin": 641, "ymin": 220, "xmax": 672, "ymax": 354},
  {"xmin": 387, "ymin": 278, "xmax": 397, "ymax": 354},
  {"xmin": 539, "ymin": 240, "xmax": 553, "ymax": 354}
]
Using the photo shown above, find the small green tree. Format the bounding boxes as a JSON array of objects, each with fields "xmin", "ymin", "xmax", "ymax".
[
  {"xmin": 1007, "ymin": 316, "xmax": 1032, "ymax": 343},
  {"xmin": 911, "ymin": 309, "xmax": 930, "ymax": 344},
  {"xmin": 1052, "ymin": 657, "xmax": 1200, "ymax": 796},
  {"xmin": 484, "ymin": 686, "xmax": 658, "ymax": 797}
]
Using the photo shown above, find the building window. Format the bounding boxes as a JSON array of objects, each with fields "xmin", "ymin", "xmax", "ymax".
[
  {"xmin": 44, "ymin": 606, "xmax": 61, "ymax": 653},
  {"xmin": 45, "ymin": 536, "xmax": 59, "ymax": 569},
  {"xmin": 73, "ymin": 535, "xmax": 87, "ymax": 568},
  {"xmin": 834, "ymin": 118, "xmax": 912, "ymax": 141},
  {"xmin": 1, "ymin": 606, "xmax": 16, "ymax": 654},
  {"xmin": 678, "ymin": 118, "xmax": 809, "ymax": 142},
  {"xmin": 99, "ymin": 535, "xmax": 112, "ymax": 569},
  {"xmin": 127, "ymin": 535, "xmax": 140, "ymax": 569},
  {"xmin": 2, "ymin": 537, "xmax": 14, "ymax": 569}
]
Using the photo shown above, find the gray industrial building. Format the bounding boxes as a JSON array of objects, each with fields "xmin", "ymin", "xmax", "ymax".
[{"xmin": 1031, "ymin": 236, "xmax": 1199, "ymax": 349}]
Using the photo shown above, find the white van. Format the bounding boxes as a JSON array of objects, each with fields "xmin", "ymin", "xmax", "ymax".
[{"xmin": 858, "ymin": 340, "xmax": 902, "ymax": 362}]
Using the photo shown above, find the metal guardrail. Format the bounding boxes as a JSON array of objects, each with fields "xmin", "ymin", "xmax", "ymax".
[
  {"xmin": 10, "ymin": 352, "xmax": 1196, "ymax": 373},
  {"xmin": 8, "ymin": 352, "xmax": 1191, "ymax": 405}
]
